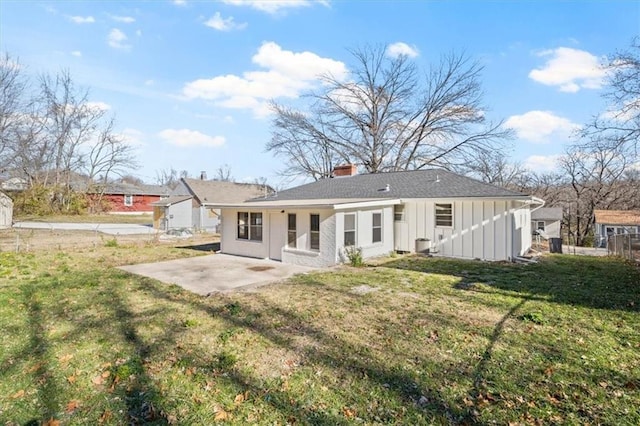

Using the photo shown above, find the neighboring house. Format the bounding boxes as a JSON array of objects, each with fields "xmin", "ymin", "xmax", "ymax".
[
  {"xmin": 152, "ymin": 178, "xmax": 271, "ymax": 232},
  {"xmin": 90, "ymin": 182, "xmax": 170, "ymax": 214},
  {"xmin": 594, "ymin": 209, "xmax": 640, "ymax": 247},
  {"xmin": 207, "ymin": 167, "xmax": 543, "ymax": 267},
  {"xmin": 0, "ymin": 191, "xmax": 13, "ymax": 229},
  {"xmin": 0, "ymin": 177, "xmax": 28, "ymax": 192},
  {"xmin": 531, "ymin": 207, "xmax": 563, "ymax": 239}
]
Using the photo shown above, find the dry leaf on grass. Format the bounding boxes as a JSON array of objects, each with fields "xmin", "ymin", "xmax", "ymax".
[
  {"xmin": 43, "ymin": 419, "xmax": 60, "ymax": 426},
  {"xmin": 66, "ymin": 400, "xmax": 80, "ymax": 413},
  {"xmin": 11, "ymin": 389, "xmax": 25, "ymax": 399},
  {"xmin": 59, "ymin": 354, "xmax": 73, "ymax": 363}
]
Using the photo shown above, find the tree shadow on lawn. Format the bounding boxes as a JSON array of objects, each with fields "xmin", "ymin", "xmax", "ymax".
[
  {"xmin": 378, "ymin": 254, "xmax": 640, "ymax": 312},
  {"xmin": 140, "ymin": 280, "xmax": 473, "ymax": 424}
]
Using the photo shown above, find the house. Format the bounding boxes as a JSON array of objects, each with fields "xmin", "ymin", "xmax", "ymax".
[
  {"xmin": 0, "ymin": 191, "xmax": 13, "ymax": 229},
  {"xmin": 152, "ymin": 178, "xmax": 271, "ymax": 232},
  {"xmin": 531, "ymin": 207, "xmax": 563, "ymax": 238},
  {"xmin": 594, "ymin": 209, "xmax": 640, "ymax": 247},
  {"xmin": 89, "ymin": 182, "xmax": 170, "ymax": 214},
  {"xmin": 206, "ymin": 167, "xmax": 543, "ymax": 267}
]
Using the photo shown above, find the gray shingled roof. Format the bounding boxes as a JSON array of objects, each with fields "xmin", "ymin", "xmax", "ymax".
[
  {"xmin": 250, "ymin": 169, "xmax": 529, "ymax": 202},
  {"xmin": 181, "ymin": 178, "xmax": 272, "ymax": 204},
  {"xmin": 531, "ymin": 207, "xmax": 563, "ymax": 221},
  {"xmin": 150, "ymin": 195, "xmax": 192, "ymax": 207}
]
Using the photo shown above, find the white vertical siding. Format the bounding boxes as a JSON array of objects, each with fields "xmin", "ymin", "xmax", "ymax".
[{"xmin": 398, "ymin": 199, "xmax": 529, "ymax": 261}]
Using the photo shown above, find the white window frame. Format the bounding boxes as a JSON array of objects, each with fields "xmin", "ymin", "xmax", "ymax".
[
  {"xmin": 124, "ymin": 194, "xmax": 133, "ymax": 206},
  {"xmin": 372, "ymin": 212, "xmax": 382, "ymax": 243},
  {"xmin": 344, "ymin": 213, "xmax": 356, "ymax": 246},
  {"xmin": 536, "ymin": 221, "xmax": 545, "ymax": 231},
  {"xmin": 435, "ymin": 203, "xmax": 453, "ymax": 228},
  {"xmin": 394, "ymin": 204, "xmax": 405, "ymax": 222},
  {"xmin": 310, "ymin": 213, "xmax": 320, "ymax": 251},
  {"xmin": 237, "ymin": 212, "xmax": 263, "ymax": 241},
  {"xmin": 287, "ymin": 213, "xmax": 297, "ymax": 248}
]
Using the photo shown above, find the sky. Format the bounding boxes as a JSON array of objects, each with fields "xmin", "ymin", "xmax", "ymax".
[{"xmin": 1, "ymin": 0, "xmax": 639, "ymax": 188}]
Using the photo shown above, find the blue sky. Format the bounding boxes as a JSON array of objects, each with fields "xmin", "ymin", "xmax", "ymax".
[{"xmin": 2, "ymin": 0, "xmax": 638, "ymax": 187}]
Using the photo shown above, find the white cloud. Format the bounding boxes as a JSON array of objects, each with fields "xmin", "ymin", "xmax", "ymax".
[
  {"xmin": 529, "ymin": 47, "xmax": 606, "ymax": 93},
  {"xmin": 172, "ymin": 0, "xmax": 187, "ymax": 5},
  {"xmin": 85, "ymin": 101, "xmax": 111, "ymax": 111},
  {"xmin": 120, "ymin": 128, "xmax": 145, "ymax": 147},
  {"xmin": 387, "ymin": 42, "xmax": 419, "ymax": 59},
  {"xmin": 69, "ymin": 15, "xmax": 95, "ymax": 24},
  {"xmin": 205, "ymin": 12, "xmax": 247, "ymax": 31},
  {"xmin": 144, "ymin": 79, "xmax": 155, "ymax": 86},
  {"xmin": 523, "ymin": 154, "xmax": 561, "ymax": 172},
  {"xmin": 107, "ymin": 28, "xmax": 131, "ymax": 50},
  {"xmin": 110, "ymin": 15, "xmax": 135, "ymax": 24},
  {"xmin": 183, "ymin": 41, "xmax": 347, "ymax": 116},
  {"xmin": 70, "ymin": 51, "xmax": 82, "ymax": 57},
  {"xmin": 158, "ymin": 129, "xmax": 226, "ymax": 147},
  {"xmin": 505, "ymin": 110, "xmax": 579, "ymax": 143},
  {"xmin": 222, "ymin": 0, "xmax": 329, "ymax": 14},
  {"xmin": 136, "ymin": 29, "xmax": 143, "ymax": 37}
]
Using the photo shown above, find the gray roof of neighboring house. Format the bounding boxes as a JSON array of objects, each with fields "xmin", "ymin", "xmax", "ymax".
[
  {"xmin": 179, "ymin": 178, "xmax": 273, "ymax": 204},
  {"xmin": 531, "ymin": 207, "xmax": 563, "ymax": 221},
  {"xmin": 249, "ymin": 169, "xmax": 529, "ymax": 203},
  {"xmin": 101, "ymin": 182, "xmax": 170, "ymax": 196},
  {"xmin": 150, "ymin": 195, "xmax": 192, "ymax": 207}
]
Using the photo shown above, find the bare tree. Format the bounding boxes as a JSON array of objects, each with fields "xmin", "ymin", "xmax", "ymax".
[
  {"xmin": 155, "ymin": 167, "xmax": 180, "ymax": 188},
  {"xmin": 267, "ymin": 45, "xmax": 511, "ymax": 180},
  {"xmin": 463, "ymin": 149, "xmax": 528, "ymax": 190},
  {"xmin": 0, "ymin": 53, "xmax": 26, "ymax": 170},
  {"xmin": 557, "ymin": 141, "xmax": 635, "ymax": 245},
  {"xmin": 214, "ymin": 164, "xmax": 233, "ymax": 181},
  {"xmin": 582, "ymin": 37, "xmax": 640, "ymax": 156},
  {"xmin": 83, "ymin": 118, "xmax": 138, "ymax": 184}
]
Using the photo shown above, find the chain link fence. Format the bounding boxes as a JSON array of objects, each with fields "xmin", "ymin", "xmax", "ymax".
[{"xmin": 607, "ymin": 233, "xmax": 640, "ymax": 262}]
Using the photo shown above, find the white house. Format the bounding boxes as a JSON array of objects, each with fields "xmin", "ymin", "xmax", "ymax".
[
  {"xmin": 206, "ymin": 168, "xmax": 543, "ymax": 267},
  {"xmin": 531, "ymin": 207, "xmax": 563, "ymax": 239}
]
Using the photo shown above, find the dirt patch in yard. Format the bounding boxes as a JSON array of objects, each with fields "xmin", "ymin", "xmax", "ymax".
[{"xmin": 248, "ymin": 266, "xmax": 275, "ymax": 272}]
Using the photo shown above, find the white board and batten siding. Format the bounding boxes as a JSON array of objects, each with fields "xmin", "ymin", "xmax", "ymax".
[{"xmin": 395, "ymin": 199, "xmax": 531, "ymax": 261}]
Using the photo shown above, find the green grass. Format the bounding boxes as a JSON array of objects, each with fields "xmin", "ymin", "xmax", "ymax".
[{"xmin": 0, "ymin": 247, "xmax": 638, "ymax": 425}]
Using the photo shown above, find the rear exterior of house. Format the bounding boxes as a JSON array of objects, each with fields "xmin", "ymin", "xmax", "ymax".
[
  {"xmin": 89, "ymin": 183, "xmax": 170, "ymax": 214},
  {"xmin": 213, "ymin": 169, "xmax": 539, "ymax": 267}
]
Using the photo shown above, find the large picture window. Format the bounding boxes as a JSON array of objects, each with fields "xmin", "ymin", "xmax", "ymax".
[
  {"xmin": 287, "ymin": 213, "xmax": 297, "ymax": 248},
  {"xmin": 237, "ymin": 212, "xmax": 262, "ymax": 241},
  {"xmin": 344, "ymin": 214, "xmax": 356, "ymax": 246},
  {"xmin": 372, "ymin": 212, "xmax": 382, "ymax": 243},
  {"xmin": 310, "ymin": 214, "xmax": 320, "ymax": 250},
  {"xmin": 435, "ymin": 203, "xmax": 453, "ymax": 227}
]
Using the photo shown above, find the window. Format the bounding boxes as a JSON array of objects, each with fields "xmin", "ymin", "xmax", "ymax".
[
  {"xmin": 435, "ymin": 203, "xmax": 453, "ymax": 227},
  {"xmin": 344, "ymin": 214, "xmax": 356, "ymax": 246},
  {"xmin": 124, "ymin": 194, "xmax": 133, "ymax": 206},
  {"xmin": 237, "ymin": 212, "xmax": 249, "ymax": 239},
  {"xmin": 310, "ymin": 214, "xmax": 320, "ymax": 250},
  {"xmin": 287, "ymin": 214, "xmax": 297, "ymax": 248},
  {"xmin": 537, "ymin": 221, "xmax": 545, "ymax": 231},
  {"xmin": 372, "ymin": 212, "xmax": 382, "ymax": 243},
  {"xmin": 394, "ymin": 204, "xmax": 405, "ymax": 221},
  {"xmin": 249, "ymin": 213, "xmax": 263, "ymax": 241}
]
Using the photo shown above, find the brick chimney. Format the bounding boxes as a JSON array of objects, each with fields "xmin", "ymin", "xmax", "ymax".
[{"xmin": 332, "ymin": 164, "xmax": 357, "ymax": 177}]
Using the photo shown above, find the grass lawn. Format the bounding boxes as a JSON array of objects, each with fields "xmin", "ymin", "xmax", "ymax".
[{"xmin": 0, "ymin": 244, "xmax": 638, "ymax": 425}]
